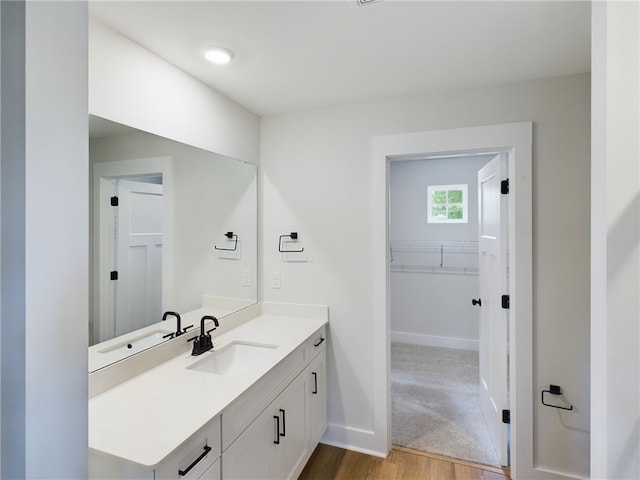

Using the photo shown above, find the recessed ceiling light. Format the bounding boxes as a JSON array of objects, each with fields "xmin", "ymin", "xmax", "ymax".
[{"xmin": 203, "ymin": 47, "xmax": 234, "ymax": 65}]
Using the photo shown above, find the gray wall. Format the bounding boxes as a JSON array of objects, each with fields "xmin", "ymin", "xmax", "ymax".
[
  {"xmin": 389, "ymin": 155, "xmax": 491, "ymax": 349},
  {"xmin": 1, "ymin": 2, "xmax": 88, "ymax": 477}
]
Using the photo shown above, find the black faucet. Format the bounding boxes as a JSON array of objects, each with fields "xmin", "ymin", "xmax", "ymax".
[
  {"xmin": 190, "ymin": 315, "xmax": 219, "ymax": 356},
  {"xmin": 162, "ymin": 311, "xmax": 193, "ymax": 338}
]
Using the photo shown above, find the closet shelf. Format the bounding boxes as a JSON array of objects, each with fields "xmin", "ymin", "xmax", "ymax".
[{"xmin": 390, "ymin": 240, "xmax": 479, "ymax": 276}]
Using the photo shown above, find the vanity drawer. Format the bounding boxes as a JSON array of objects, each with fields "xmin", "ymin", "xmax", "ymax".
[
  {"xmin": 309, "ymin": 326, "xmax": 327, "ymax": 356},
  {"xmin": 155, "ymin": 416, "xmax": 221, "ymax": 480}
]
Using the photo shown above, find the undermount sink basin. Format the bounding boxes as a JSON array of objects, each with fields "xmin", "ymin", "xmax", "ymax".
[
  {"xmin": 98, "ymin": 330, "xmax": 173, "ymax": 355},
  {"xmin": 187, "ymin": 341, "xmax": 279, "ymax": 377}
]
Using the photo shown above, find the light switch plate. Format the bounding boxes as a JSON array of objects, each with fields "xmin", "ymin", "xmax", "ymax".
[{"xmin": 271, "ymin": 271, "xmax": 281, "ymax": 289}]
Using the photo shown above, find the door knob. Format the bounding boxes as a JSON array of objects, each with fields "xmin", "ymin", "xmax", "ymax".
[{"xmin": 472, "ymin": 298, "xmax": 482, "ymax": 307}]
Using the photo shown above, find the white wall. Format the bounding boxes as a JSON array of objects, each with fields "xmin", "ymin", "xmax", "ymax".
[
  {"xmin": 261, "ymin": 73, "xmax": 590, "ymax": 477},
  {"xmin": 389, "ymin": 156, "xmax": 491, "ymax": 350},
  {"xmin": 1, "ymin": 2, "xmax": 88, "ymax": 477},
  {"xmin": 591, "ymin": 2, "xmax": 640, "ymax": 479},
  {"xmin": 89, "ymin": 20, "xmax": 260, "ymax": 166}
]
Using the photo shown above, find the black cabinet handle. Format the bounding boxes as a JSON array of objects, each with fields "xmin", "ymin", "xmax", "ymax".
[
  {"xmin": 279, "ymin": 409, "xmax": 286, "ymax": 437},
  {"xmin": 273, "ymin": 416, "xmax": 280, "ymax": 444},
  {"xmin": 312, "ymin": 372, "xmax": 318, "ymax": 395},
  {"xmin": 178, "ymin": 445, "xmax": 212, "ymax": 477},
  {"xmin": 314, "ymin": 337, "xmax": 325, "ymax": 347}
]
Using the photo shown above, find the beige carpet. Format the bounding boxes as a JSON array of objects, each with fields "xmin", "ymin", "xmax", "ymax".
[{"xmin": 391, "ymin": 342, "xmax": 501, "ymax": 467}]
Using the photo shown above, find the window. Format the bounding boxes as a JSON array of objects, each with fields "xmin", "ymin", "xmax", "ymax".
[{"xmin": 427, "ymin": 184, "xmax": 468, "ymax": 223}]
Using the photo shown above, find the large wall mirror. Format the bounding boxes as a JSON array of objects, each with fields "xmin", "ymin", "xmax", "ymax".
[{"xmin": 88, "ymin": 115, "xmax": 258, "ymax": 372}]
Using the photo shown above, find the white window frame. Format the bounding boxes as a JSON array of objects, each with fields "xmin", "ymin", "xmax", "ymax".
[{"xmin": 427, "ymin": 184, "xmax": 468, "ymax": 223}]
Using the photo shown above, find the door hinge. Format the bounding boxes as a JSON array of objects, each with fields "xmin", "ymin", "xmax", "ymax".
[
  {"xmin": 501, "ymin": 294, "xmax": 510, "ymax": 309},
  {"xmin": 501, "ymin": 179, "xmax": 509, "ymax": 195},
  {"xmin": 110, "ymin": 271, "xmax": 118, "ymax": 281},
  {"xmin": 110, "ymin": 196, "xmax": 119, "ymax": 207},
  {"xmin": 502, "ymin": 409, "xmax": 511, "ymax": 424}
]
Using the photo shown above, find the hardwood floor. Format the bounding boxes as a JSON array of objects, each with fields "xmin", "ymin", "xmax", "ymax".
[{"xmin": 298, "ymin": 444, "xmax": 510, "ymax": 480}]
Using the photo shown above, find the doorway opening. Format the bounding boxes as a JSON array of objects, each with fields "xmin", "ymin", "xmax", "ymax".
[
  {"xmin": 371, "ymin": 122, "xmax": 532, "ymax": 478},
  {"xmin": 388, "ymin": 152, "xmax": 503, "ymax": 466}
]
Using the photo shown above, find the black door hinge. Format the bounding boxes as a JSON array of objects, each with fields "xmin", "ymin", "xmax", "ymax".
[
  {"xmin": 501, "ymin": 294, "xmax": 510, "ymax": 309},
  {"xmin": 501, "ymin": 179, "xmax": 509, "ymax": 195},
  {"xmin": 502, "ymin": 409, "xmax": 511, "ymax": 424},
  {"xmin": 110, "ymin": 196, "xmax": 119, "ymax": 206},
  {"xmin": 110, "ymin": 271, "xmax": 118, "ymax": 281}
]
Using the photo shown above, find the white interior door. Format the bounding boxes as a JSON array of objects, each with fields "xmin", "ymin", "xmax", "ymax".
[
  {"xmin": 115, "ymin": 179, "xmax": 163, "ymax": 337},
  {"xmin": 477, "ymin": 153, "xmax": 509, "ymax": 466}
]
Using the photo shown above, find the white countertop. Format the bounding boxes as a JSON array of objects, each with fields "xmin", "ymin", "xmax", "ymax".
[{"xmin": 89, "ymin": 312, "xmax": 327, "ymax": 468}]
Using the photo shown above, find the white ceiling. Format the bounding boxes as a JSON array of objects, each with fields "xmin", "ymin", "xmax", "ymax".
[{"xmin": 89, "ymin": 0, "xmax": 591, "ymax": 117}]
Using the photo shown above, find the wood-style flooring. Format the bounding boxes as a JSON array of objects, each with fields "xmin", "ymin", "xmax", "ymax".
[{"xmin": 298, "ymin": 444, "xmax": 510, "ymax": 480}]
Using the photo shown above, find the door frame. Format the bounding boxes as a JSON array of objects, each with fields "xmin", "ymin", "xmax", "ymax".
[
  {"xmin": 371, "ymin": 122, "xmax": 533, "ymax": 478},
  {"xmin": 91, "ymin": 156, "xmax": 174, "ymax": 344}
]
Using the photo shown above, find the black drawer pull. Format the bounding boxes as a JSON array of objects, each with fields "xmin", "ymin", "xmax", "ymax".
[
  {"xmin": 273, "ymin": 415, "xmax": 280, "ymax": 444},
  {"xmin": 312, "ymin": 372, "xmax": 318, "ymax": 394},
  {"xmin": 178, "ymin": 445, "xmax": 212, "ymax": 477},
  {"xmin": 314, "ymin": 337, "xmax": 325, "ymax": 347},
  {"xmin": 279, "ymin": 408, "xmax": 286, "ymax": 437}
]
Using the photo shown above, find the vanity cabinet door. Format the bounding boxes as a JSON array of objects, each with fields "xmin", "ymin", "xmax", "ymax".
[
  {"xmin": 222, "ymin": 409, "xmax": 271, "ymax": 479},
  {"xmin": 270, "ymin": 374, "xmax": 308, "ymax": 480},
  {"xmin": 308, "ymin": 350, "xmax": 327, "ymax": 447},
  {"xmin": 222, "ymin": 373, "xmax": 308, "ymax": 480}
]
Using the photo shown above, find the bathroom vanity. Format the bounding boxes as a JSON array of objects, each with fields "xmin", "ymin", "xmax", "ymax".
[{"xmin": 89, "ymin": 302, "xmax": 328, "ymax": 479}]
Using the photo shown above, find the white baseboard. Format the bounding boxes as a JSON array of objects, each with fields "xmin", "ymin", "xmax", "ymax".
[
  {"xmin": 391, "ymin": 331, "xmax": 479, "ymax": 351},
  {"xmin": 321, "ymin": 423, "xmax": 388, "ymax": 458}
]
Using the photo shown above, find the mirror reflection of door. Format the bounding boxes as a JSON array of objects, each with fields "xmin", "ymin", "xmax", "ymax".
[{"xmin": 102, "ymin": 176, "xmax": 163, "ymax": 341}]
